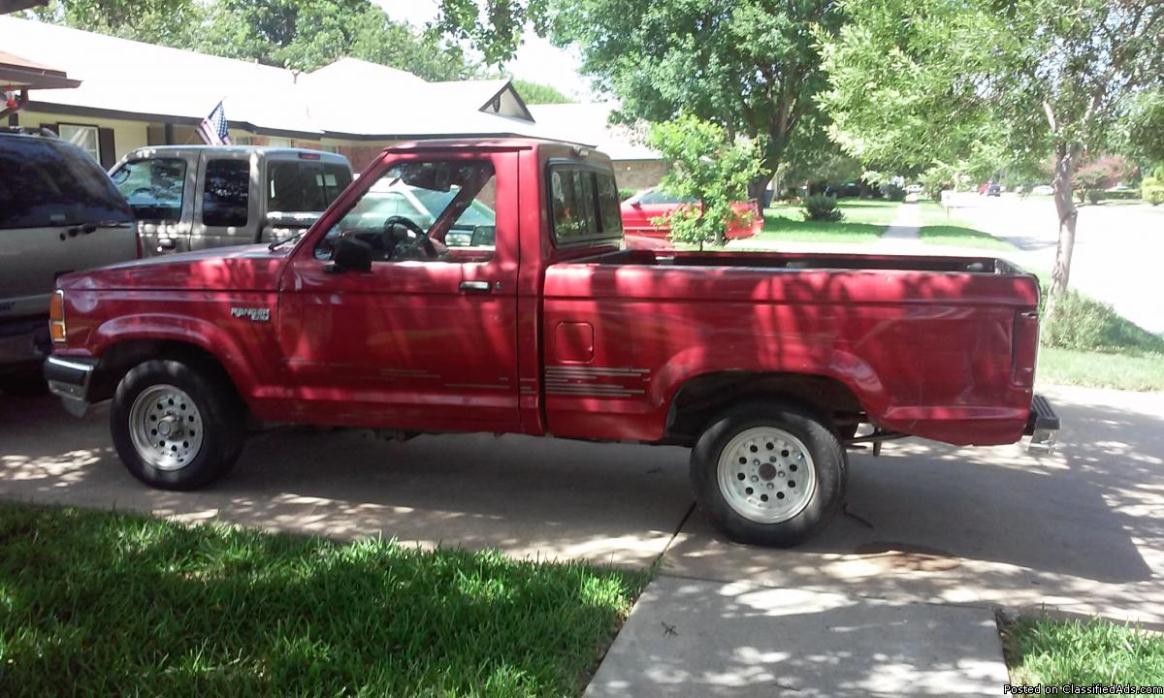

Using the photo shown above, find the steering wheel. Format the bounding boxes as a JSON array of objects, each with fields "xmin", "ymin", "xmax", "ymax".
[{"xmin": 382, "ymin": 215, "xmax": 440, "ymax": 260}]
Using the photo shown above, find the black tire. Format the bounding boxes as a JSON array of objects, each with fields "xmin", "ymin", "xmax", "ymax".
[
  {"xmin": 111, "ymin": 358, "xmax": 245, "ymax": 490},
  {"xmin": 690, "ymin": 401, "xmax": 846, "ymax": 547}
]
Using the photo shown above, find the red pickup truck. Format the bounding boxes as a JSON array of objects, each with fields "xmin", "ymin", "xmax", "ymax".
[{"xmin": 44, "ymin": 138, "xmax": 1058, "ymax": 546}]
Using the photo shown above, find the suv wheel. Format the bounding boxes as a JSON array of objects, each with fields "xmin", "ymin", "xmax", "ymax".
[
  {"xmin": 690, "ymin": 402, "xmax": 846, "ymax": 547},
  {"xmin": 111, "ymin": 359, "xmax": 245, "ymax": 490}
]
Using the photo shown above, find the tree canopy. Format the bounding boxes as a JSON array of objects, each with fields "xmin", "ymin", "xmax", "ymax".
[
  {"xmin": 28, "ymin": 0, "xmax": 478, "ymax": 79},
  {"xmin": 440, "ymin": 0, "xmax": 842, "ymax": 196},
  {"xmin": 818, "ymin": 0, "xmax": 1163, "ymax": 300},
  {"xmin": 510, "ymin": 79, "xmax": 572, "ymax": 104}
]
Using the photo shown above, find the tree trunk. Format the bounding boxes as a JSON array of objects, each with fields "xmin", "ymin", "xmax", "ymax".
[
  {"xmin": 747, "ymin": 173, "xmax": 772, "ymax": 208},
  {"xmin": 1047, "ymin": 144, "xmax": 1080, "ymax": 315}
]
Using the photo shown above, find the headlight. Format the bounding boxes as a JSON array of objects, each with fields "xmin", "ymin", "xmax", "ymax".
[{"xmin": 49, "ymin": 289, "xmax": 67, "ymax": 344}]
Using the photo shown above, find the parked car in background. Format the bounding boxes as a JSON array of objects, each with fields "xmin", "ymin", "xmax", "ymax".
[
  {"xmin": 620, "ymin": 187, "xmax": 760, "ymax": 249},
  {"xmin": 1031, "ymin": 184, "xmax": 1054, "ymax": 196},
  {"xmin": 986, "ymin": 182, "xmax": 1002, "ymax": 197},
  {"xmin": 0, "ymin": 128, "xmax": 137, "ymax": 394},
  {"xmin": 109, "ymin": 146, "xmax": 353, "ymax": 256},
  {"xmin": 905, "ymin": 183, "xmax": 924, "ymax": 194}
]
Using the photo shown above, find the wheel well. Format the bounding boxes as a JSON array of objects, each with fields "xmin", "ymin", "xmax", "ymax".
[
  {"xmin": 90, "ymin": 340, "xmax": 239, "ymax": 406},
  {"xmin": 665, "ymin": 372, "xmax": 865, "ymax": 446}
]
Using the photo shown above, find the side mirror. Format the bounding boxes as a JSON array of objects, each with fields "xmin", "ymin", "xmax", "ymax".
[{"xmin": 327, "ymin": 236, "xmax": 373, "ymax": 273}]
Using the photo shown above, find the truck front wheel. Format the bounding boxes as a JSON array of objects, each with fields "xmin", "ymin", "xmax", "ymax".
[
  {"xmin": 111, "ymin": 359, "xmax": 245, "ymax": 490},
  {"xmin": 690, "ymin": 402, "xmax": 846, "ymax": 547}
]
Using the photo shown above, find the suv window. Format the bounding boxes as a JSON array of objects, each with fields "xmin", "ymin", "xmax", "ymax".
[
  {"xmin": 202, "ymin": 159, "xmax": 250, "ymax": 227},
  {"xmin": 0, "ymin": 136, "xmax": 132, "ymax": 230},
  {"xmin": 548, "ymin": 165, "xmax": 622, "ymax": 245},
  {"xmin": 110, "ymin": 157, "xmax": 187, "ymax": 220},
  {"xmin": 267, "ymin": 161, "xmax": 352, "ymax": 213}
]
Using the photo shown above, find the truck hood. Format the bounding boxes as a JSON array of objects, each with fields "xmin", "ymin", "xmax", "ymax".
[{"xmin": 58, "ymin": 245, "xmax": 292, "ymax": 292}]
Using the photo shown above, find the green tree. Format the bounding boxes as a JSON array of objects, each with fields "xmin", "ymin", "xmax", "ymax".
[
  {"xmin": 26, "ymin": 0, "xmax": 203, "ymax": 45},
  {"xmin": 1119, "ymin": 89, "xmax": 1164, "ymax": 166},
  {"xmin": 439, "ymin": 0, "xmax": 842, "ymax": 202},
  {"xmin": 819, "ymin": 0, "xmax": 1163, "ymax": 305},
  {"xmin": 648, "ymin": 115, "xmax": 763, "ymax": 248},
  {"xmin": 28, "ymin": 0, "xmax": 478, "ymax": 80},
  {"xmin": 510, "ymin": 79, "xmax": 572, "ymax": 104}
]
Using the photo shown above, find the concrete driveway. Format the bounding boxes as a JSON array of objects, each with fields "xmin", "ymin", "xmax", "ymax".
[{"xmin": 2, "ymin": 383, "xmax": 1162, "ymax": 694}]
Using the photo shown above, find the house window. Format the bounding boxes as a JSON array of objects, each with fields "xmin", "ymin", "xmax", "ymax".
[{"xmin": 58, "ymin": 124, "xmax": 100, "ymax": 162}]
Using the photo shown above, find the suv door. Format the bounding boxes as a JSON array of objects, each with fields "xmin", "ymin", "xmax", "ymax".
[
  {"xmin": 192, "ymin": 152, "xmax": 257, "ymax": 250},
  {"xmin": 110, "ymin": 154, "xmax": 193, "ymax": 255},
  {"xmin": 0, "ymin": 135, "xmax": 135, "ymax": 321}
]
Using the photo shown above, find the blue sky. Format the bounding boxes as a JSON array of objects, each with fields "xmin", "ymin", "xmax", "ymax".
[{"xmin": 375, "ymin": 0, "xmax": 592, "ymax": 98}]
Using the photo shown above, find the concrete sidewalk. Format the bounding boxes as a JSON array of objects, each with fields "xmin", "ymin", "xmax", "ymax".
[{"xmin": 586, "ymin": 577, "xmax": 1007, "ymax": 697}]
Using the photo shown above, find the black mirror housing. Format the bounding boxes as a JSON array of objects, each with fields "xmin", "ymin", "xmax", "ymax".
[{"xmin": 328, "ymin": 236, "xmax": 373, "ymax": 273}]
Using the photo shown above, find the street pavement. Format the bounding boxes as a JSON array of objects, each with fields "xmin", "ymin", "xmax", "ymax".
[
  {"xmin": 953, "ymin": 197, "xmax": 1164, "ymax": 334},
  {"xmin": 2, "ymin": 382, "xmax": 1162, "ymax": 695}
]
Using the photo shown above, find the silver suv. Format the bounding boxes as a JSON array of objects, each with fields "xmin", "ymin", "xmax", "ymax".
[
  {"xmin": 0, "ymin": 129, "xmax": 136, "ymax": 394},
  {"xmin": 109, "ymin": 146, "xmax": 353, "ymax": 256}
]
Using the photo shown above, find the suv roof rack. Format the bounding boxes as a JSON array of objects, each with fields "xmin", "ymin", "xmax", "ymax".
[{"xmin": 0, "ymin": 127, "xmax": 60, "ymax": 138}]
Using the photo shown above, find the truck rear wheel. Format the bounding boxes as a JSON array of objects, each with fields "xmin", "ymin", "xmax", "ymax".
[
  {"xmin": 690, "ymin": 402, "xmax": 846, "ymax": 547},
  {"xmin": 111, "ymin": 359, "xmax": 245, "ymax": 490}
]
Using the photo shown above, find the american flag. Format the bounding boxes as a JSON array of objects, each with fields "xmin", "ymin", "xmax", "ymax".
[{"xmin": 197, "ymin": 101, "xmax": 231, "ymax": 146}]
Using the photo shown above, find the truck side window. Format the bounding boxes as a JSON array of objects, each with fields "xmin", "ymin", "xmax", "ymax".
[
  {"xmin": 549, "ymin": 166, "xmax": 622, "ymax": 245},
  {"xmin": 110, "ymin": 158, "xmax": 186, "ymax": 221},
  {"xmin": 202, "ymin": 159, "xmax": 249, "ymax": 227},
  {"xmin": 315, "ymin": 160, "xmax": 497, "ymax": 263}
]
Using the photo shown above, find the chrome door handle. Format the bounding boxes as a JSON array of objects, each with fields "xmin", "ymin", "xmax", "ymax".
[{"xmin": 459, "ymin": 280, "xmax": 491, "ymax": 294}]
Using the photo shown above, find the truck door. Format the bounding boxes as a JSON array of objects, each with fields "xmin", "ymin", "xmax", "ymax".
[
  {"xmin": 191, "ymin": 151, "xmax": 258, "ymax": 250},
  {"xmin": 109, "ymin": 154, "xmax": 193, "ymax": 255},
  {"xmin": 279, "ymin": 151, "xmax": 521, "ymax": 433}
]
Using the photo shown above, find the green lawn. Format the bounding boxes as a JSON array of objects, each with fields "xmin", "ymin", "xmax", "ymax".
[
  {"xmin": 916, "ymin": 200, "xmax": 1015, "ymax": 250},
  {"xmin": 1038, "ymin": 347, "xmax": 1164, "ymax": 392},
  {"xmin": 0, "ymin": 503, "xmax": 647, "ymax": 696},
  {"xmin": 1002, "ymin": 615, "xmax": 1164, "ymax": 686},
  {"xmin": 750, "ymin": 199, "xmax": 900, "ymax": 244}
]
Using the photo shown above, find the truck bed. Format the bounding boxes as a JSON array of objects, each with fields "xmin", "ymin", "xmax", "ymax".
[{"xmin": 541, "ymin": 248, "xmax": 1041, "ymax": 447}]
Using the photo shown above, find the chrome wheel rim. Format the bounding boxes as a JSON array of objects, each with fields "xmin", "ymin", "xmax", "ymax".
[
  {"xmin": 717, "ymin": 426, "xmax": 816, "ymax": 524},
  {"xmin": 128, "ymin": 384, "xmax": 204, "ymax": 471}
]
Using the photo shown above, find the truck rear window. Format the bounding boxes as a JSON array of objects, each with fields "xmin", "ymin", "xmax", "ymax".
[
  {"xmin": 267, "ymin": 161, "xmax": 352, "ymax": 213},
  {"xmin": 548, "ymin": 165, "xmax": 622, "ymax": 245}
]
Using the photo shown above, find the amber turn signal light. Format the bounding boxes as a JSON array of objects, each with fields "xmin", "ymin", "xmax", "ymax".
[{"xmin": 49, "ymin": 290, "xmax": 67, "ymax": 344}]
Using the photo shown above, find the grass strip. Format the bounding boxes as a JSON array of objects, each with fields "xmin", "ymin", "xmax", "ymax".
[
  {"xmin": 0, "ymin": 502, "xmax": 647, "ymax": 697},
  {"xmin": 1001, "ymin": 615, "xmax": 1164, "ymax": 686}
]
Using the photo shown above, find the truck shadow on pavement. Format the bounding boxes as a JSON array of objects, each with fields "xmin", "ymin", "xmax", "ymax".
[{"xmin": 1, "ymin": 386, "xmax": 1160, "ymax": 596}]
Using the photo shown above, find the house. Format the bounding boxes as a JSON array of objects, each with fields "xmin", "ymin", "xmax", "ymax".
[{"xmin": 0, "ymin": 16, "xmax": 666, "ymax": 190}]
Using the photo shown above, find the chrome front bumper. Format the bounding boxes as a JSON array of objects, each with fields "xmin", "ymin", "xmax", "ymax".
[{"xmin": 43, "ymin": 355, "xmax": 98, "ymax": 417}]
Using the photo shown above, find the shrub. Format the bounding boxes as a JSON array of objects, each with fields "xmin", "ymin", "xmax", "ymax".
[
  {"xmin": 802, "ymin": 194, "xmax": 844, "ymax": 222},
  {"xmin": 1042, "ymin": 290, "xmax": 1164, "ymax": 354},
  {"xmin": 1143, "ymin": 173, "xmax": 1164, "ymax": 206},
  {"xmin": 618, "ymin": 188, "xmax": 636, "ymax": 201},
  {"xmin": 880, "ymin": 182, "xmax": 907, "ymax": 201},
  {"xmin": 1086, "ymin": 189, "xmax": 1102, "ymax": 205}
]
